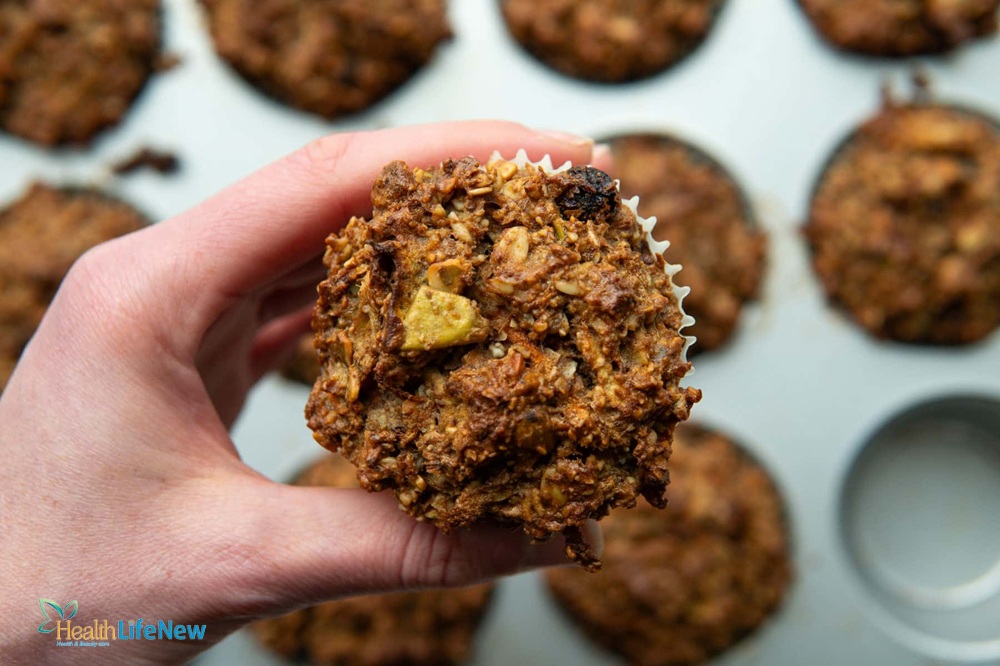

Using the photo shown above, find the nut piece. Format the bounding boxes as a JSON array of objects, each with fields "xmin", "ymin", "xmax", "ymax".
[
  {"xmin": 427, "ymin": 258, "xmax": 467, "ymax": 293},
  {"xmin": 401, "ymin": 285, "xmax": 488, "ymax": 351}
]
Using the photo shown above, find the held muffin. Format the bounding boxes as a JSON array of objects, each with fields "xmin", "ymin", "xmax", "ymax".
[
  {"xmin": 806, "ymin": 98, "xmax": 1000, "ymax": 345},
  {"xmin": 797, "ymin": 0, "xmax": 999, "ymax": 57},
  {"xmin": 0, "ymin": 0, "xmax": 162, "ymax": 146},
  {"xmin": 0, "ymin": 183, "xmax": 149, "ymax": 391},
  {"xmin": 610, "ymin": 133, "xmax": 765, "ymax": 354},
  {"xmin": 252, "ymin": 455, "xmax": 495, "ymax": 666},
  {"xmin": 546, "ymin": 423, "xmax": 793, "ymax": 666},
  {"xmin": 500, "ymin": 0, "xmax": 726, "ymax": 83},
  {"xmin": 200, "ymin": 0, "xmax": 452, "ymax": 119},
  {"xmin": 306, "ymin": 155, "xmax": 700, "ymax": 570}
]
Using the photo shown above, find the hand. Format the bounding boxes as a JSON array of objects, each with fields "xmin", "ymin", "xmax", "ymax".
[{"xmin": 0, "ymin": 122, "xmax": 605, "ymax": 665}]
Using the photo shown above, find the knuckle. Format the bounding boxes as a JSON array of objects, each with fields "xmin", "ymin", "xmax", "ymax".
[{"xmin": 291, "ymin": 131, "xmax": 359, "ymax": 180}]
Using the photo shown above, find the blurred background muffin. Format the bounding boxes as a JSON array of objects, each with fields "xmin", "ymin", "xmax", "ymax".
[
  {"xmin": 200, "ymin": 0, "xmax": 452, "ymax": 119},
  {"xmin": 546, "ymin": 423, "xmax": 792, "ymax": 666},
  {"xmin": 0, "ymin": 183, "xmax": 148, "ymax": 391},
  {"xmin": 797, "ymin": 0, "xmax": 999, "ymax": 57},
  {"xmin": 500, "ymin": 0, "xmax": 726, "ymax": 83},
  {"xmin": 0, "ymin": 0, "xmax": 162, "ymax": 146},
  {"xmin": 806, "ymin": 96, "xmax": 1000, "ymax": 344},
  {"xmin": 610, "ymin": 133, "xmax": 766, "ymax": 354}
]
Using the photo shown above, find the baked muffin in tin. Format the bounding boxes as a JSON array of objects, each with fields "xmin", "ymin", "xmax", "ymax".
[
  {"xmin": 806, "ymin": 98, "xmax": 1000, "ymax": 345},
  {"xmin": 200, "ymin": 0, "xmax": 452, "ymax": 119},
  {"xmin": 0, "ymin": 183, "xmax": 148, "ymax": 391},
  {"xmin": 500, "ymin": 0, "xmax": 726, "ymax": 83},
  {"xmin": 610, "ymin": 133, "xmax": 765, "ymax": 354},
  {"xmin": 797, "ymin": 0, "xmax": 999, "ymax": 57},
  {"xmin": 0, "ymin": 0, "xmax": 162, "ymax": 146},
  {"xmin": 547, "ymin": 423, "xmax": 793, "ymax": 666}
]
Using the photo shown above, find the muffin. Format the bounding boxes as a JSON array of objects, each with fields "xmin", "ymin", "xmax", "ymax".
[
  {"xmin": 252, "ymin": 455, "xmax": 495, "ymax": 666},
  {"xmin": 306, "ymin": 156, "xmax": 700, "ymax": 570},
  {"xmin": 0, "ymin": 0, "xmax": 162, "ymax": 146},
  {"xmin": 281, "ymin": 333, "xmax": 322, "ymax": 385},
  {"xmin": 806, "ymin": 100, "xmax": 1000, "ymax": 344},
  {"xmin": 547, "ymin": 424, "xmax": 793, "ymax": 666},
  {"xmin": 797, "ymin": 0, "xmax": 999, "ymax": 57},
  {"xmin": 610, "ymin": 133, "xmax": 765, "ymax": 354},
  {"xmin": 500, "ymin": 0, "xmax": 725, "ymax": 83},
  {"xmin": 200, "ymin": 0, "xmax": 452, "ymax": 119},
  {"xmin": 0, "ymin": 183, "xmax": 149, "ymax": 391}
]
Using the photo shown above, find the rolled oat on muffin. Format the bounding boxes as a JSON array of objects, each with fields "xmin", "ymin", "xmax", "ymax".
[{"xmin": 306, "ymin": 155, "xmax": 700, "ymax": 570}]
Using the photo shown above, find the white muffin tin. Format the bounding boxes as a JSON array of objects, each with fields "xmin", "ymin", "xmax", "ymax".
[{"xmin": 3, "ymin": 0, "xmax": 999, "ymax": 664}]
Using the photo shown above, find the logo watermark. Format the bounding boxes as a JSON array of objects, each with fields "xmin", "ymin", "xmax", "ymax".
[{"xmin": 37, "ymin": 599, "xmax": 206, "ymax": 648}]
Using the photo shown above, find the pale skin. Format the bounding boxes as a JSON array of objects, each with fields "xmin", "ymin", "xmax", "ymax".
[{"xmin": 0, "ymin": 122, "xmax": 607, "ymax": 665}]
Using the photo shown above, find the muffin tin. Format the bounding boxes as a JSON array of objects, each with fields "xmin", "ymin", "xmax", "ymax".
[{"xmin": 2, "ymin": 0, "xmax": 999, "ymax": 664}]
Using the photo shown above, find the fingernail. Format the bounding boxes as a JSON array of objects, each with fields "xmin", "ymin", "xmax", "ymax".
[
  {"xmin": 592, "ymin": 143, "xmax": 613, "ymax": 169},
  {"xmin": 540, "ymin": 130, "xmax": 594, "ymax": 148},
  {"xmin": 582, "ymin": 519, "xmax": 604, "ymax": 559}
]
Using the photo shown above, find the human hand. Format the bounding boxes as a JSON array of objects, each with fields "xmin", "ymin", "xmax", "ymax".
[{"xmin": 0, "ymin": 122, "xmax": 605, "ymax": 665}]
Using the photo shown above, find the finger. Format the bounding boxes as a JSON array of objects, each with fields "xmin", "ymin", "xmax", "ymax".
[
  {"xmin": 235, "ymin": 481, "xmax": 580, "ymax": 609},
  {"xmin": 249, "ymin": 307, "xmax": 313, "ymax": 381},
  {"xmin": 141, "ymin": 122, "xmax": 594, "ymax": 357}
]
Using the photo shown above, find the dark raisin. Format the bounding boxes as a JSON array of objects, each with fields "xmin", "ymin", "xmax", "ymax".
[{"xmin": 556, "ymin": 166, "xmax": 619, "ymax": 221}]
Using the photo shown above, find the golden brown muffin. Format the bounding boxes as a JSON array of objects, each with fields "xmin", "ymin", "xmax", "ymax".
[
  {"xmin": 611, "ymin": 134, "xmax": 765, "ymax": 354},
  {"xmin": 306, "ymin": 157, "xmax": 700, "ymax": 570},
  {"xmin": 500, "ymin": 0, "xmax": 725, "ymax": 83},
  {"xmin": 547, "ymin": 424, "xmax": 793, "ymax": 666},
  {"xmin": 797, "ymin": 0, "xmax": 999, "ymax": 57},
  {"xmin": 806, "ymin": 101, "xmax": 1000, "ymax": 344},
  {"xmin": 200, "ymin": 0, "xmax": 451, "ymax": 119},
  {"xmin": 252, "ymin": 455, "xmax": 495, "ymax": 666},
  {"xmin": 0, "ymin": 0, "xmax": 161, "ymax": 146},
  {"xmin": 0, "ymin": 183, "xmax": 148, "ymax": 391}
]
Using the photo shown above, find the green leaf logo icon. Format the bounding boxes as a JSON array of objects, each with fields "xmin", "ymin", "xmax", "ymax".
[{"xmin": 37, "ymin": 598, "xmax": 77, "ymax": 633}]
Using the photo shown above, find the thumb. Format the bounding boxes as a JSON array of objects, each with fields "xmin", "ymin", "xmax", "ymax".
[{"xmin": 236, "ymin": 479, "xmax": 600, "ymax": 610}]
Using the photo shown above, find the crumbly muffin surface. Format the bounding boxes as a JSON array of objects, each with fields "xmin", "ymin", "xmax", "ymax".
[
  {"xmin": 0, "ymin": 183, "xmax": 148, "ymax": 390},
  {"xmin": 798, "ymin": 0, "xmax": 999, "ymax": 56},
  {"xmin": 547, "ymin": 424, "xmax": 792, "ymax": 666},
  {"xmin": 306, "ymin": 157, "xmax": 700, "ymax": 569},
  {"xmin": 253, "ymin": 455, "xmax": 494, "ymax": 666},
  {"xmin": 806, "ymin": 103, "xmax": 1000, "ymax": 344},
  {"xmin": 501, "ymin": 0, "xmax": 724, "ymax": 83},
  {"xmin": 0, "ymin": 0, "xmax": 161, "ymax": 145},
  {"xmin": 612, "ymin": 134, "xmax": 765, "ymax": 354},
  {"xmin": 200, "ymin": 0, "xmax": 451, "ymax": 118}
]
